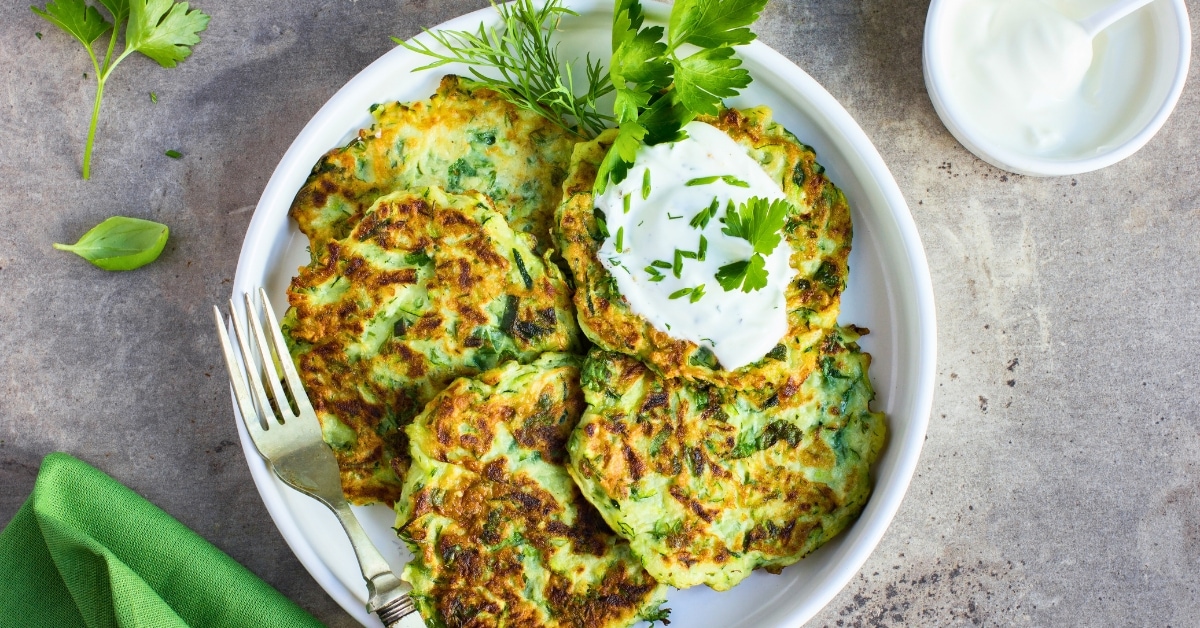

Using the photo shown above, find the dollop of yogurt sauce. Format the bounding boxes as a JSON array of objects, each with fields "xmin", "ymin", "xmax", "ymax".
[
  {"xmin": 945, "ymin": 0, "xmax": 1100, "ymax": 154},
  {"xmin": 595, "ymin": 121, "xmax": 794, "ymax": 371}
]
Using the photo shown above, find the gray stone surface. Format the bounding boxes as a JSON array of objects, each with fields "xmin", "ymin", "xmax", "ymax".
[{"xmin": 1, "ymin": 0, "xmax": 1197, "ymax": 626}]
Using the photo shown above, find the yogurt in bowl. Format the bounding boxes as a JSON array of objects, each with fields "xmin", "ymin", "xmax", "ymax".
[{"xmin": 924, "ymin": 0, "xmax": 1191, "ymax": 176}]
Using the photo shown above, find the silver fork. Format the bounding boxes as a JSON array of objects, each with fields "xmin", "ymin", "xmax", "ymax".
[{"xmin": 214, "ymin": 288, "xmax": 421, "ymax": 628}]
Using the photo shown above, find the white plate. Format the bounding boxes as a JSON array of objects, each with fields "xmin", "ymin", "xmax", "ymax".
[{"xmin": 230, "ymin": 1, "xmax": 937, "ymax": 626}]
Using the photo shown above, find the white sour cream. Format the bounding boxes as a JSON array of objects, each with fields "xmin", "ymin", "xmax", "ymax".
[
  {"xmin": 942, "ymin": 0, "xmax": 1154, "ymax": 158},
  {"xmin": 595, "ymin": 121, "xmax": 794, "ymax": 371}
]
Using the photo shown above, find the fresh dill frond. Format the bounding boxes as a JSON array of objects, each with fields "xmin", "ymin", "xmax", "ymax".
[{"xmin": 395, "ymin": 0, "xmax": 614, "ymax": 137}]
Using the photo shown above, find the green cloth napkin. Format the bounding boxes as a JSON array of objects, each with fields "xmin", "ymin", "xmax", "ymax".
[{"xmin": 0, "ymin": 452, "xmax": 325, "ymax": 628}]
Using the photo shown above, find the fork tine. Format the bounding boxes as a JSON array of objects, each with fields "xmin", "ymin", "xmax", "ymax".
[
  {"xmin": 229, "ymin": 296, "xmax": 280, "ymax": 429},
  {"xmin": 213, "ymin": 305, "xmax": 270, "ymax": 457},
  {"xmin": 257, "ymin": 288, "xmax": 316, "ymax": 418},
  {"xmin": 243, "ymin": 291, "xmax": 295, "ymax": 423}
]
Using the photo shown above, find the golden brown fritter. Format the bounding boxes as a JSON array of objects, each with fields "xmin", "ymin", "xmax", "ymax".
[
  {"xmin": 554, "ymin": 106, "xmax": 853, "ymax": 398},
  {"xmin": 284, "ymin": 187, "xmax": 582, "ymax": 505},
  {"xmin": 397, "ymin": 354, "xmax": 669, "ymax": 628},
  {"xmin": 290, "ymin": 74, "xmax": 576, "ymax": 259},
  {"xmin": 567, "ymin": 327, "xmax": 886, "ymax": 591}
]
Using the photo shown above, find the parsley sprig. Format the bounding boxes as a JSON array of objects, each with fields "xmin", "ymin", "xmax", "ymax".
[
  {"xmin": 398, "ymin": 0, "xmax": 767, "ymax": 190},
  {"xmin": 594, "ymin": 0, "xmax": 768, "ymax": 194},
  {"xmin": 32, "ymin": 0, "xmax": 210, "ymax": 179},
  {"xmin": 714, "ymin": 196, "xmax": 790, "ymax": 292},
  {"xmin": 396, "ymin": 0, "xmax": 614, "ymax": 137}
]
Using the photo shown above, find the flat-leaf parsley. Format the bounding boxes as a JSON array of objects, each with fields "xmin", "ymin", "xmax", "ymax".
[
  {"xmin": 715, "ymin": 196, "xmax": 790, "ymax": 292},
  {"xmin": 31, "ymin": 0, "xmax": 209, "ymax": 179}
]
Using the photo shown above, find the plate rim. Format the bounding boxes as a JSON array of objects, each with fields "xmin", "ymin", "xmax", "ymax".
[{"xmin": 229, "ymin": 1, "xmax": 937, "ymax": 625}]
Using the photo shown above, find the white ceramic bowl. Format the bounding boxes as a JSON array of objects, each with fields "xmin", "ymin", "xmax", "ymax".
[
  {"xmin": 924, "ymin": 0, "xmax": 1191, "ymax": 177},
  {"xmin": 230, "ymin": 1, "xmax": 937, "ymax": 625}
]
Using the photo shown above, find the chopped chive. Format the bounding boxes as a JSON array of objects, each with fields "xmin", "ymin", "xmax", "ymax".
[
  {"xmin": 36, "ymin": 32, "xmax": 43, "ymax": 39},
  {"xmin": 679, "ymin": 250, "xmax": 697, "ymax": 260},
  {"xmin": 690, "ymin": 198, "xmax": 719, "ymax": 230},
  {"xmin": 650, "ymin": 260, "xmax": 672, "ymax": 269},
  {"xmin": 150, "ymin": 92, "xmax": 157, "ymax": 103},
  {"xmin": 690, "ymin": 284, "xmax": 706, "ymax": 303},
  {"xmin": 595, "ymin": 216, "xmax": 610, "ymax": 238},
  {"xmin": 686, "ymin": 175, "xmax": 751, "ymax": 188},
  {"xmin": 698, "ymin": 235, "xmax": 708, "ymax": 261},
  {"xmin": 669, "ymin": 287, "xmax": 693, "ymax": 300},
  {"xmin": 721, "ymin": 175, "xmax": 750, "ymax": 187},
  {"xmin": 667, "ymin": 213, "xmax": 682, "ymax": 220},
  {"xmin": 615, "ymin": 226, "xmax": 625, "ymax": 252},
  {"xmin": 642, "ymin": 169, "xmax": 651, "ymax": 200},
  {"xmin": 165, "ymin": 149, "xmax": 182, "ymax": 159},
  {"xmin": 673, "ymin": 250, "xmax": 684, "ymax": 277},
  {"xmin": 623, "ymin": 193, "xmax": 631, "ymax": 214}
]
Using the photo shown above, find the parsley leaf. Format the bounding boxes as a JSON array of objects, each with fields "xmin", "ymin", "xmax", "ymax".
[
  {"xmin": 126, "ymin": 0, "xmax": 210, "ymax": 68},
  {"xmin": 715, "ymin": 253, "xmax": 768, "ymax": 293},
  {"xmin": 721, "ymin": 196, "xmax": 790, "ymax": 255},
  {"xmin": 668, "ymin": 0, "xmax": 769, "ymax": 49},
  {"xmin": 611, "ymin": 24, "xmax": 670, "ymax": 90},
  {"xmin": 31, "ymin": 0, "xmax": 209, "ymax": 179},
  {"xmin": 31, "ymin": 0, "xmax": 111, "ymax": 48},
  {"xmin": 636, "ymin": 89, "xmax": 693, "ymax": 145},
  {"xmin": 715, "ymin": 197, "xmax": 790, "ymax": 293},
  {"xmin": 672, "ymin": 46, "xmax": 752, "ymax": 115}
]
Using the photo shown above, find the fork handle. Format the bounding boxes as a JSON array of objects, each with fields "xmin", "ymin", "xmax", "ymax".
[{"xmin": 328, "ymin": 500, "xmax": 423, "ymax": 626}]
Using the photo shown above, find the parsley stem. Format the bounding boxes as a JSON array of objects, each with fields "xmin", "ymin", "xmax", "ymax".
[
  {"xmin": 81, "ymin": 79, "xmax": 104, "ymax": 180},
  {"xmin": 101, "ymin": 14, "xmax": 120, "ymax": 73},
  {"xmin": 81, "ymin": 44, "xmax": 133, "ymax": 180}
]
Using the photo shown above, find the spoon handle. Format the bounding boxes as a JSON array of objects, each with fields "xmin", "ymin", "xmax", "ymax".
[{"xmin": 1078, "ymin": 0, "xmax": 1157, "ymax": 38}]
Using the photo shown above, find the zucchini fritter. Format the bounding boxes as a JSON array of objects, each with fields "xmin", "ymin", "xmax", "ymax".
[
  {"xmin": 567, "ymin": 327, "xmax": 886, "ymax": 591},
  {"xmin": 290, "ymin": 74, "xmax": 575, "ymax": 259},
  {"xmin": 554, "ymin": 106, "xmax": 852, "ymax": 395},
  {"xmin": 284, "ymin": 187, "xmax": 582, "ymax": 505},
  {"xmin": 397, "ymin": 354, "xmax": 669, "ymax": 628}
]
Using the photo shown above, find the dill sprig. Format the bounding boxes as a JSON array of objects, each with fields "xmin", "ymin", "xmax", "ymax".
[{"xmin": 394, "ymin": 0, "xmax": 614, "ymax": 137}]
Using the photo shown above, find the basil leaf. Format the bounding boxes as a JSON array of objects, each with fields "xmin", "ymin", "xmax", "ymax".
[{"xmin": 53, "ymin": 216, "xmax": 169, "ymax": 271}]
